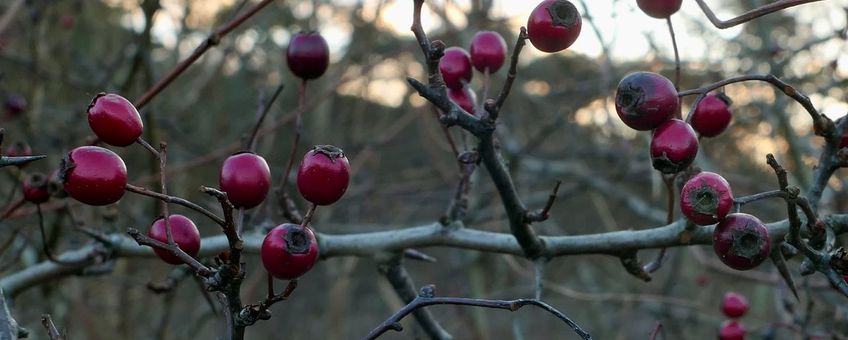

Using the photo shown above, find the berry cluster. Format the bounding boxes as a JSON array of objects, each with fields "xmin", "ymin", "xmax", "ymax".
[{"xmin": 718, "ymin": 292, "xmax": 749, "ymax": 340}]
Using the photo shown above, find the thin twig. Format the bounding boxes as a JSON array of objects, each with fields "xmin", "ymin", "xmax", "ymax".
[
  {"xmin": 278, "ymin": 80, "xmax": 308, "ymax": 200},
  {"xmin": 127, "ymin": 228, "xmax": 211, "ymax": 276},
  {"xmin": 246, "ymin": 83, "xmax": 285, "ymax": 151},
  {"xmin": 125, "ymin": 183, "xmax": 225, "ymax": 226},
  {"xmin": 694, "ymin": 0, "xmax": 822, "ymax": 29},
  {"xmin": 41, "ymin": 314, "xmax": 64, "ymax": 340},
  {"xmin": 526, "ymin": 180, "xmax": 562, "ymax": 222},
  {"xmin": 488, "ymin": 27, "xmax": 528, "ymax": 121}
]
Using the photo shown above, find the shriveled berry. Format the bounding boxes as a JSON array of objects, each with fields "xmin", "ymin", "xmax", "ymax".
[
  {"xmin": 61, "ymin": 146, "xmax": 128, "ymax": 206},
  {"xmin": 439, "ymin": 47, "xmax": 473, "ymax": 89},
  {"xmin": 713, "ymin": 213, "xmax": 771, "ymax": 271},
  {"xmin": 527, "ymin": 0, "xmax": 582, "ymax": 53},
  {"xmin": 219, "ymin": 152, "xmax": 271, "ymax": 209},
  {"xmin": 297, "ymin": 145, "xmax": 350, "ymax": 206},
  {"xmin": 469, "ymin": 31, "xmax": 507, "ymax": 73},
  {"xmin": 691, "ymin": 93, "xmax": 733, "ymax": 137},
  {"xmin": 261, "ymin": 223, "xmax": 319, "ymax": 279},
  {"xmin": 448, "ymin": 87, "xmax": 477, "ymax": 115},
  {"xmin": 22, "ymin": 173, "xmax": 50, "ymax": 204},
  {"xmin": 148, "ymin": 214, "xmax": 201, "ymax": 265},
  {"xmin": 680, "ymin": 171, "xmax": 733, "ymax": 225},
  {"xmin": 721, "ymin": 292, "xmax": 749, "ymax": 318},
  {"xmin": 650, "ymin": 119, "xmax": 698, "ymax": 174},
  {"xmin": 87, "ymin": 93, "xmax": 144, "ymax": 147},
  {"xmin": 4, "ymin": 94, "xmax": 26, "ymax": 117},
  {"xmin": 636, "ymin": 0, "xmax": 682, "ymax": 19},
  {"xmin": 615, "ymin": 72, "xmax": 678, "ymax": 131},
  {"xmin": 287, "ymin": 32, "xmax": 330, "ymax": 80},
  {"xmin": 719, "ymin": 320, "xmax": 746, "ymax": 340}
]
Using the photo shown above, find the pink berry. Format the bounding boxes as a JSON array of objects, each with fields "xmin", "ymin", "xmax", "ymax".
[
  {"xmin": 148, "ymin": 214, "xmax": 202, "ymax": 265},
  {"xmin": 636, "ymin": 0, "xmax": 682, "ymax": 19},
  {"xmin": 691, "ymin": 93, "xmax": 733, "ymax": 137},
  {"xmin": 61, "ymin": 146, "xmax": 128, "ymax": 206},
  {"xmin": 439, "ymin": 47, "xmax": 473, "ymax": 90},
  {"xmin": 447, "ymin": 87, "xmax": 477, "ymax": 116},
  {"xmin": 261, "ymin": 223, "xmax": 319, "ymax": 279},
  {"xmin": 718, "ymin": 320, "xmax": 746, "ymax": 340},
  {"xmin": 469, "ymin": 31, "xmax": 507, "ymax": 73},
  {"xmin": 650, "ymin": 119, "xmax": 698, "ymax": 174},
  {"xmin": 527, "ymin": 0, "xmax": 582, "ymax": 53},
  {"xmin": 287, "ymin": 32, "xmax": 330, "ymax": 80},
  {"xmin": 680, "ymin": 172, "xmax": 734, "ymax": 225},
  {"xmin": 219, "ymin": 152, "xmax": 272, "ymax": 209},
  {"xmin": 721, "ymin": 292, "xmax": 749, "ymax": 318},
  {"xmin": 87, "ymin": 93, "xmax": 144, "ymax": 147},
  {"xmin": 615, "ymin": 72, "xmax": 678, "ymax": 131},
  {"xmin": 297, "ymin": 145, "xmax": 350, "ymax": 206},
  {"xmin": 713, "ymin": 213, "xmax": 771, "ymax": 271}
]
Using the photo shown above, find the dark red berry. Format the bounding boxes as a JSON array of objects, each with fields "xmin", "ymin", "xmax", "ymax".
[
  {"xmin": 615, "ymin": 72, "xmax": 678, "ymax": 131},
  {"xmin": 148, "ymin": 214, "xmax": 201, "ymax": 265},
  {"xmin": 87, "ymin": 93, "xmax": 144, "ymax": 147},
  {"xmin": 721, "ymin": 292, "xmax": 749, "ymax": 318},
  {"xmin": 60, "ymin": 14, "xmax": 75, "ymax": 29},
  {"xmin": 439, "ymin": 47, "xmax": 473, "ymax": 90},
  {"xmin": 713, "ymin": 213, "xmax": 771, "ymax": 271},
  {"xmin": 680, "ymin": 171, "xmax": 734, "ymax": 225},
  {"xmin": 22, "ymin": 173, "xmax": 50, "ymax": 204},
  {"xmin": 650, "ymin": 119, "xmax": 698, "ymax": 174},
  {"xmin": 61, "ymin": 146, "xmax": 128, "ymax": 206},
  {"xmin": 261, "ymin": 223, "xmax": 319, "ymax": 279},
  {"xmin": 4, "ymin": 141, "xmax": 32, "ymax": 158},
  {"xmin": 719, "ymin": 320, "xmax": 746, "ymax": 340},
  {"xmin": 839, "ymin": 130, "xmax": 848, "ymax": 148},
  {"xmin": 636, "ymin": 0, "xmax": 682, "ymax": 19},
  {"xmin": 527, "ymin": 0, "xmax": 582, "ymax": 53},
  {"xmin": 691, "ymin": 93, "xmax": 733, "ymax": 137},
  {"xmin": 469, "ymin": 31, "xmax": 507, "ymax": 73},
  {"xmin": 297, "ymin": 145, "xmax": 350, "ymax": 206},
  {"xmin": 4, "ymin": 95, "xmax": 26, "ymax": 117},
  {"xmin": 448, "ymin": 87, "xmax": 477, "ymax": 116},
  {"xmin": 219, "ymin": 152, "xmax": 271, "ymax": 209},
  {"xmin": 286, "ymin": 32, "xmax": 329, "ymax": 80}
]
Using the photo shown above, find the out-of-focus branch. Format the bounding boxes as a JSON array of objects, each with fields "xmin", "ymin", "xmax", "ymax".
[
  {"xmin": 694, "ymin": 0, "xmax": 823, "ymax": 29},
  {"xmin": 378, "ymin": 255, "xmax": 452, "ymax": 340}
]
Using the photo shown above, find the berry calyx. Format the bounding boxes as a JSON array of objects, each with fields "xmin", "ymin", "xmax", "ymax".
[
  {"xmin": 636, "ymin": 0, "xmax": 683, "ymax": 19},
  {"xmin": 721, "ymin": 292, "xmax": 749, "ymax": 318},
  {"xmin": 87, "ymin": 93, "xmax": 144, "ymax": 147},
  {"xmin": 615, "ymin": 72, "xmax": 678, "ymax": 131},
  {"xmin": 469, "ymin": 31, "xmax": 507, "ymax": 73},
  {"xmin": 713, "ymin": 213, "xmax": 771, "ymax": 271},
  {"xmin": 447, "ymin": 87, "xmax": 477, "ymax": 116},
  {"xmin": 147, "ymin": 214, "xmax": 202, "ymax": 265},
  {"xmin": 286, "ymin": 32, "xmax": 330, "ymax": 80},
  {"xmin": 691, "ymin": 93, "xmax": 733, "ymax": 138},
  {"xmin": 61, "ymin": 146, "xmax": 128, "ymax": 206},
  {"xmin": 718, "ymin": 320, "xmax": 746, "ymax": 340},
  {"xmin": 297, "ymin": 145, "xmax": 350, "ymax": 206},
  {"xmin": 650, "ymin": 119, "xmax": 698, "ymax": 174},
  {"xmin": 439, "ymin": 47, "xmax": 473, "ymax": 90},
  {"xmin": 261, "ymin": 223, "xmax": 319, "ymax": 279},
  {"xmin": 527, "ymin": 0, "xmax": 582, "ymax": 53},
  {"xmin": 680, "ymin": 171, "xmax": 734, "ymax": 225},
  {"xmin": 219, "ymin": 152, "xmax": 271, "ymax": 209},
  {"xmin": 23, "ymin": 173, "xmax": 50, "ymax": 204}
]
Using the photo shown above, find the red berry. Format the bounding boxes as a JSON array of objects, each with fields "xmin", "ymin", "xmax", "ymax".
[
  {"xmin": 439, "ymin": 47, "xmax": 473, "ymax": 90},
  {"xmin": 650, "ymin": 119, "xmax": 698, "ymax": 174},
  {"xmin": 61, "ymin": 146, "xmax": 128, "ymax": 206},
  {"xmin": 60, "ymin": 14, "xmax": 75, "ymax": 29},
  {"xmin": 615, "ymin": 72, "xmax": 678, "ymax": 131},
  {"xmin": 22, "ymin": 173, "xmax": 50, "ymax": 204},
  {"xmin": 147, "ymin": 214, "xmax": 201, "ymax": 265},
  {"xmin": 636, "ymin": 0, "xmax": 682, "ymax": 19},
  {"xmin": 691, "ymin": 93, "xmax": 733, "ymax": 137},
  {"xmin": 219, "ymin": 152, "xmax": 271, "ymax": 209},
  {"xmin": 4, "ymin": 94, "xmax": 26, "ymax": 117},
  {"xmin": 839, "ymin": 130, "xmax": 848, "ymax": 149},
  {"xmin": 261, "ymin": 223, "xmax": 319, "ymax": 279},
  {"xmin": 713, "ymin": 213, "xmax": 771, "ymax": 271},
  {"xmin": 719, "ymin": 320, "xmax": 746, "ymax": 340},
  {"xmin": 447, "ymin": 87, "xmax": 477, "ymax": 116},
  {"xmin": 87, "ymin": 93, "xmax": 144, "ymax": 147},
  {"xmin": 527, "ymin": 0, "xmax": 582, "ymax": 53},
  {"xmin": 469, "ymin": 31, "xmax": 507, "ymax": 73},
  {"xmin": 286, "ymin": 32, "xmax": 329, "ymax": 80},
  {"xmin": 680, "ymin": 172, "xmax": 734, "ymax": 225},
  {"xmin": 4, "ymin": 141, "xmax": 32, "ymax": 158},
  {"xmin": 721, "ymin": 292, "xmax": 749, "ymax": 318},
  {"xmin": 297, "ymin": 145, "xmax": 350, "ymax": 206}
]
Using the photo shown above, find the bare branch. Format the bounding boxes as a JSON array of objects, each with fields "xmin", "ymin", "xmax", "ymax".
[
  {"xmin": 694, "ymin": 0, "xmax": 823, "ymax": 29},
  {"xmin": 41, "ymin": 314, "xmax": 64, "ymax": 340}
]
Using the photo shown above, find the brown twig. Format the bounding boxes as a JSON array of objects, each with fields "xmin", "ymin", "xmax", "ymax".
[
  {"xmin": 526, "ymin": 180, "xmax": 562, "ymax": 223},
  {"xmin": 127, "ymin": 228, "xmax": 211, "ymax": 276},
  {"xmin": 236, "ymin": 280, "xmax": 298, "ymax": 327},
  {"xmin": 246, "ymin": 83, "xmax": 285, "ymax": 152},
  {"xmin": 648, "ymin": 321, "xmax": 663, "ymax": 340},
  {"xmin": 694, "ymin": 0, "xmax": 823, "ymax": 29},
  {"xmin": 125, "ymin": 183, "xmax": 225, "ymax": 226},
  {"xmin": 41, "ymin": 314, "xmax": 64, "ymax": 340},
  {"xmin": 488, "ymin": 27, "xmax": 528, "ymax": 122}
]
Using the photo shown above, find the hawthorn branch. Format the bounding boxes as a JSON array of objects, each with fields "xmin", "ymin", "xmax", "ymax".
[
  {"xmin": 364, "ymin": 284, "xmax": 592, "ymax": 340},
  {"xmin": 488, "ymin": 26, "xmax": 529, "ymax": 122},
  {"xmin": 237, "ymin": 280, "xmax": 297, "ymax": 327},
  {"xmin": 41, "ymin": 314, "xmax": 64, "ymax": 340},
  {"xmin": 378, "ymin": 255, "xmax": 452, "ymax": 340},
  {"xmin": 125, "ymin": 183, "xmax": 226, "ymax": 226},
  {"xmin": 127, "ymin": 228, "xmax": 211, "ymax": 276},
  {"xmin": 694, "ymin": 0, "xmax": 822, "ymax": 29},
  {"xmin": 0, "ymin": 155, "xmax": 46, "ymax": 168}
]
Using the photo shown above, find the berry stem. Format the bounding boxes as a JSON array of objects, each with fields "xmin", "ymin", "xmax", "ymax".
[
  {"xmin": 235, "ymin": 207, "xmax": 245, "ymax": 237},
  {"xmin": 479, "ymin": 69, "xmax": 491, "ymax": 114},
  {"xmin": 665, "ymin": 17, "xmax": 681, "ymax": 119},
  {"xmin": 643, "ymin": 174, "xmax": 676, "ymax": 273},
  {"xmin": 279, "ymin": 79, "xmax": 308, "ymax": 199},
  {"xmin": 136, "ymin": 137, "xmax": 161, "ymax": 159},
  {"xmin": 159, "ymin": 143, "xmax": 175, "ymax": 246},
  {"xmin": 246, "ymin": 83, "xmax": 285, "ymax": 152},
  {"xmin": 300, "ymin": 203, "xmax": 318, "ymax": 229}
]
